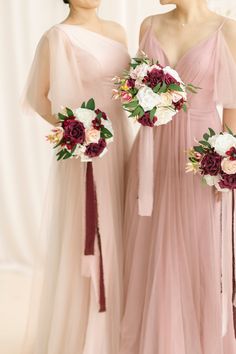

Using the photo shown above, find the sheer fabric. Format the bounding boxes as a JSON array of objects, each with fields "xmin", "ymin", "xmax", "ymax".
[
  {"xmin": 22, "ymin": 24, "xmax": 132, "ymax": 354},
  {"xmin": 120, "ymin": 20, "xmax": 236, "ymax": 354}
]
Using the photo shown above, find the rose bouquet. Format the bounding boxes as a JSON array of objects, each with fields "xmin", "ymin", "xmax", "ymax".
[
  {"xmin": 112, "ymin": 52, "xmax": 199, "ymax": 127},
  {"xmin": 46, "ymin": 98, "xmax": 113, "ymax": 161},
  {"xmin": 186, "ymin": 127, "xmax": 236, "ymax": 191}
]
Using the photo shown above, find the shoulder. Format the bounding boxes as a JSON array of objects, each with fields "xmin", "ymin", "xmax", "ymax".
[
  {"xmin": 102, "ymin": 20, "xmax": 128, "ymax": 46},
  {"xmin": 139, "ymin": 12, "xmax": 172, "ymax": 42},
  {"xmin": 222, "ymin": 18, "xmax": 236, "ymax": 59}
]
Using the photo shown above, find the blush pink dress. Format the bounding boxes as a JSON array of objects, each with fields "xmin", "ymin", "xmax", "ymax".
[
  {"xmin": 120, "ymin": 19, "xmax": 236, "ymax": 354},
  {"xmin": 21, "ymin": 24, "xmax": 131, "ymax": 354}
]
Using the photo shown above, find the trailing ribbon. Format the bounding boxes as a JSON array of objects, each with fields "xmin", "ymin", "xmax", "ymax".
[
  {"xmin": 138, "ymin": 127, "xmax": 154, "ymax": 216},
  {"xmin": 84, "ymin": 161, "xmax": 106, "ymax": 312},
  {"xmin": 232, "ymin": 191, "xmax": 236, "ymax": 337}
]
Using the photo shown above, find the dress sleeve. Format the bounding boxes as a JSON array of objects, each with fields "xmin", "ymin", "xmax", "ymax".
[
  {"xmin": 21, "ymin": 33, "xmax": 51, "ymax": 117},
  {"xmin": 214, "ymin": 32, "xmax": 236, "ymax": 109}
]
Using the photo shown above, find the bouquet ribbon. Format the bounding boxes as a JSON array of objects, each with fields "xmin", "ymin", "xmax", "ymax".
[
  {"xmin": 138, "ymin": 127, "xmax": 154, "ymax": 216},
  {"xmin": 82, "ymin": 161, "xmax": 106, "ymax": 312}
]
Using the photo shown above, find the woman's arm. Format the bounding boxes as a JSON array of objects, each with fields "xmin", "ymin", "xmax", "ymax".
[{"xmin": 26, "ymin": 35, "xmax": 59, "ymax": 126}]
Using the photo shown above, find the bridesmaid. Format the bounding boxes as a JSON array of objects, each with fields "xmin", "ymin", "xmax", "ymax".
[
  {"xmin": 120, "ymin": 1, "xmax": 236, "ymax": 353},
  {"xmin": 22, "ymin": 1, "xmax": 131, "ymax": 353}
]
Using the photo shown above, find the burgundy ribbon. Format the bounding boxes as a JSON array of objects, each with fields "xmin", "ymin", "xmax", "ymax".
[
  {"xmin": 232, "ymin": 191, "xmax": 236, "ymax": 337},
  {"xmin": 85, "ymin": 161, "xmax": 106, "ymax": 312}
]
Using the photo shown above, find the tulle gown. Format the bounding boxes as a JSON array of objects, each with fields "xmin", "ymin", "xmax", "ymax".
[
  {"xmin": 22, "ymin": 24, "xmax": 131, "ymax": 354},
  {"xmin": 120, "ymin": 19, "xmax": 236, "ymax": 354}
]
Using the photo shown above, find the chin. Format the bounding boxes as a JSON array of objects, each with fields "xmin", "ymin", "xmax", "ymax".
[
  {"xmin": 160, "ymin": 0, "xmax": 175, "ymax": 4},
  {"xmin": 73, "ymin": 0, "xmax": 101, "ymax": 8}
]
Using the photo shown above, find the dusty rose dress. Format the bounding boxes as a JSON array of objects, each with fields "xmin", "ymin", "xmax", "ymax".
[
  {"xmin": 22, "ymin": 24, "xmax": 131, "ymax": 354},
  {"xmin": 120, "ymin": 20, "xmax": 236, "ymax": 354}
]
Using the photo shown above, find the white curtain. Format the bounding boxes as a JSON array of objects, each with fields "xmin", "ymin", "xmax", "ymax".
[{"xmin": 0, "ymin": 1, "xmax": 235, "ymax": 353}]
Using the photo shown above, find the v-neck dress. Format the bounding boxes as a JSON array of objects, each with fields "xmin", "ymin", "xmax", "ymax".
[
  {"xmin": 21, "ymin": 24, "xmax": 132, "ymax": 354},
  {"xmin": 120, "ymin": 20, "xmax": 236, "ymax": 354}
]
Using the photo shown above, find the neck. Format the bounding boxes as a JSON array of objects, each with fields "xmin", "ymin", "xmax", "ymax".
[
  {"xmin": 67, "ymin": 6, "xmax": 99, "ymax": 26},
  {"xmin": 173, "ymin": 0, "xmax": 209, "ymax": 24}
]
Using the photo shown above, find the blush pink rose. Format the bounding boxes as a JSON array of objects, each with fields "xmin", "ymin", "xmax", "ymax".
[
  {"xmin": 221, "ymin": 158, "xmax": 236, "ymax": 175},
  {"xmin": 85, "ymin": 127, "xmax": 101, "ymax": 144}
]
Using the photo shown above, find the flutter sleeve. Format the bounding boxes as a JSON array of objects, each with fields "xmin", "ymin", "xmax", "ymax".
[
  {"xmin": 21, "ymin": 32, "xmax": 51, "ymax": 117},
  {"xmin": 214, "ymin": 31, "xmax": 236, "ymax": 109}
]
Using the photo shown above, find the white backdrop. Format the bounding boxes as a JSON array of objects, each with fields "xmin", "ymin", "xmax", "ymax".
[{"xmin": 0, "ymin": 1, "xmax": 235, "ymax": 353}]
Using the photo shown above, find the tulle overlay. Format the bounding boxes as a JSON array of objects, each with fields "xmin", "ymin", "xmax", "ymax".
[
  {"xmin": 22, "ymin": 24, "xmax": 132, "ymax": 354},
  {"xmin": 120, "ymin": 21, "xmax": 236, "ymax": 354}
]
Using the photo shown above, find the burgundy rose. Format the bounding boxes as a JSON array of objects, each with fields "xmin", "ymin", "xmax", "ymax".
[
  {"xmin": 62, "ymin": 119, "xmax": 85, "ymax": 149},
  {"xmin": 138, "ymin": 112, "xmax": 157, "ymax": 127},
  {"xmin": 92, "ymin": 118, "xmax": 104, "ymax": 130},
  {"xmin": 143, "ymin": 68, "xmax": 164, "ymax": 89},
  {"xmin": 164, "ymin": 73, "xmax": 178, "ymax": 85},
  {"xmin": 127, "ymin": 78, "xmax": 135, "ymax": 89},
  {"xmin": 200, "ymin": 152, "xmax": 222, "ymax": 176},
  {"xmin": 219, "ymin": 172, "xmax": 236, "ymax": 190},
  {"xmin": 226, "ymin": 146, "xmax": 236, "ymax": 161},
  {"xmin": 173, "ymin": 97, "xmax": 184, "ymax": 111},
  {"xmin": 85, "ymin": 139, "xmax": 107, "ymax": 158},
  {"xmin": 95, "ymin": 109, "xmax": 107, "ymax": 120}
]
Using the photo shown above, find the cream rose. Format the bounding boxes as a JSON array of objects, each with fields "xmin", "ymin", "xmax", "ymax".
[
  {"xmin": 160, "ymin": 92, "xmax": 173, "ymax": 106},
  {"xmin": 203, "ymin": 174, "xmax": 220, "ymax": 187},
  {"xmin": 221, "ymin": 158, "xmax": 236, "ymax": 175},
  {"xmin": 155, "ymin": 106, "xmax": 176, "ymax": 126},
  {"xmin": 137, "ymin": 86, "xmax": 162, "ymax": 112}
]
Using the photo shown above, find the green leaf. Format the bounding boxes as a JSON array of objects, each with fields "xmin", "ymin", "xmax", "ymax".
[
  {"xmin": 182, "ymin": 103, "xmax": 187, "ymax": 112},
  {"xmin": 66, "ymin": 107, "xmax": 74, "ymax": 117},
  {"xmin": 203, "ymin": 133, "xmax": 210, "ymax": 141},
  {"xmin": 150, "ymin": 107, "xmax": 157, "ymax": 121},
  {"xmin": 71, "ymin": 145, "xmax": 77, "ymax": 155},
  {"xmin": 193, "ymin": 145, "xmax": 205, "ymax": 154},
  {"xmin": 56, "ymin": 149, "xmax": 67, "ymax": 161},
  {"xmin": 199, "ymin": 140, "xmax": 211, "ymax": 148},
  {"xmin": 81, "ymin": 101, "xmax": 86, "ymax": 108},
  {"xmin": 86, "ymin": 98, "xmax": 95, "ymax": 111},
  {"xmin": 187, "ymin": 86, "xmax": 198, "ymax": 94},
  {"xmin": 159, "ymin": 82, "xmax": 167, "ymax": 93},
  {"xmin": 101, "ymin": 127, "xmax": 113, "ymax": 139},
  {"xmin": 130, "ymin": 105, "xmax": 144, "ymax": 118},
  {"xmin": 208, "ymin": 128, "xmax": 215, "ymax": 137},
  {"xmin": 123, "ymin": 100, "xmax": 138, "ymax": 109},
  {"xmin": 58, "ymin": 113, "xmax": 67, "ymax": 121},
  {"xmin": 225, "ymin": 124, "xmax": 234, "ymax": 136},
  {"xmin": 63, "ymin": 151, "xmax": 72, "ymax": 160},
  {"xmin": 168, "ymin": 84, "xmax": 184, "ymax": 92},
  {"xmin": 96, "ymin": 112, "xmax": 103, "ymax": 120},
  {"xmin": 153, "ymin": 83, "xmax": 162, "ymax": 93}
]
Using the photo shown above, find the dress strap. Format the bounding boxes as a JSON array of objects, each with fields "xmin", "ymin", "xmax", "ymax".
[{"xmin": 218, "ymin": 18, "xmax": 228, "ymax": 31}]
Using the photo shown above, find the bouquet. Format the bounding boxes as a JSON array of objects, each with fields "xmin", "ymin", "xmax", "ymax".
[
  {"xmin": 46, "ymin": 98, "xmax": 113, "ymax": 161},
  {"xmin": 186, "ymin": 127, "xmax": 236, "ymax": 191},
  {"xmin": 112, "ymin": 52, "xmax": 199, "ymax": 127}
]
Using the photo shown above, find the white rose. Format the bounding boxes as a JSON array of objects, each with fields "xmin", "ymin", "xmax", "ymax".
[
  {"xmin": 74, "ymin": 108, "xmax": 96, "ymax": 128},
  {"xmin": 203, "ymin": 174, "xmax": 220, "ymax": 187},
  {"xmin": 163, "ymin": 66, "xmax": 182, "ymax": 83},
  {"xmin": 160, "ymin": 92, "xmax": 173, "ymax": 106},
  {"xmin": 155, "ymin": 106, "xmax": 176, "ymax": 126},
  {"xmin": 130, "ymin": 63, "xmax": 149, "ymax": 80},
  {"xmin": 221, "ymin": 158, "xmax": 236, "ymax": 175},
  {"xmin": 137, "ymin": 86, "xmax": 162, "ymax": 112},
  {"xmin": 208, "ymin": 133, "xmax": 236, "ymax": 156},
  {"xmin": 149, "ymin": 64, "xmax": 163, "ymax": 71}
]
